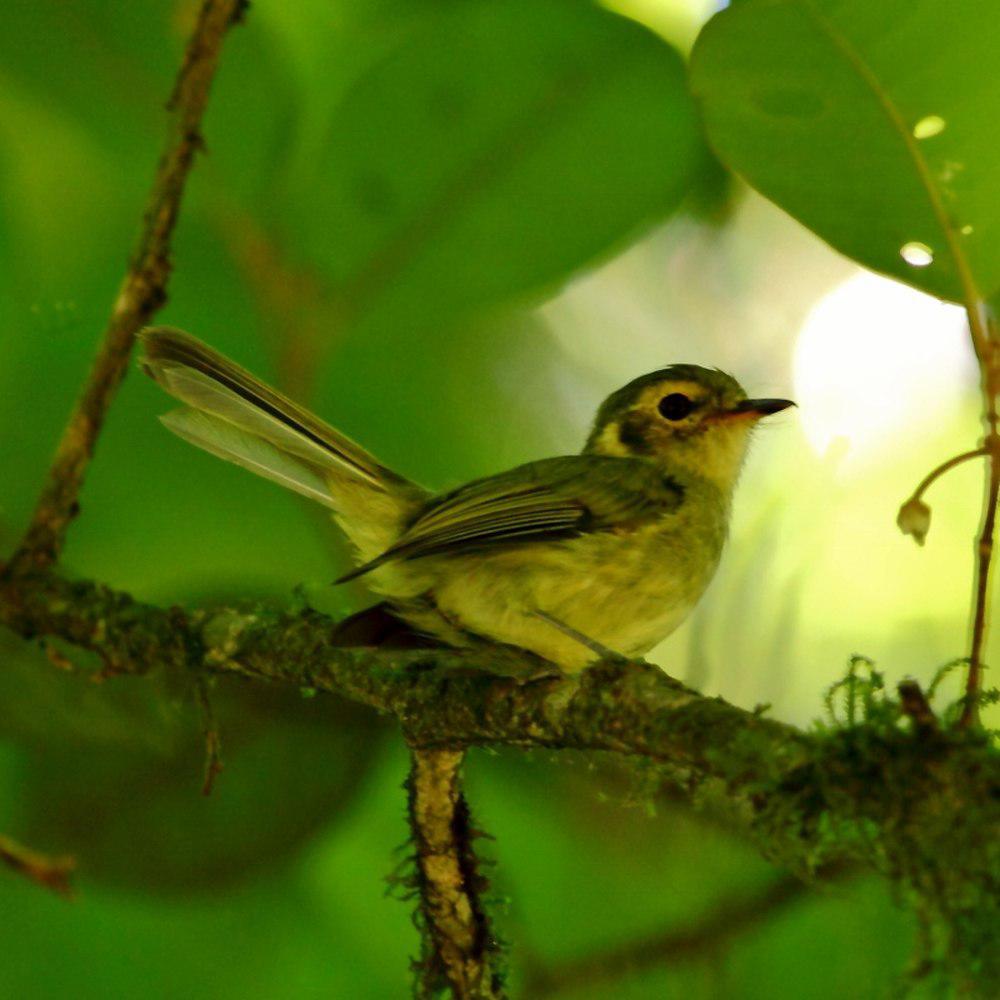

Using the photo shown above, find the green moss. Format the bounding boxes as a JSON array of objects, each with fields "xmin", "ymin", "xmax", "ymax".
[{"xmin": 743, "ymin": 659, "xmax": 1000, "ymax": 996}]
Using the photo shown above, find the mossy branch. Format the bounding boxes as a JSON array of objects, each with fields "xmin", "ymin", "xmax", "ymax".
[
  {"xmin": 406, "ymin": 749, "xmax": 504, "ymax": 999},
  {"xmin": 0, "ymin": 567, "xmax": 992, "ymax": 822},
  {"xmin": 0, "ymin": 567, "xmax": 812, "ymax": 816},
  {"xmin": 2, "ymin": 563, "xmax": 1000, "ymax": 995}
]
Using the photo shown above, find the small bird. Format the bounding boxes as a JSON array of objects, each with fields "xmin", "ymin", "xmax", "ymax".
[{"xmin": 140, "ymin": 328, "xmax": 793, "ymax": 672}]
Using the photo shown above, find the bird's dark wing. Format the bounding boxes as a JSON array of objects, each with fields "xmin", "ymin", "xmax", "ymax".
[{"xmin": 336, "ymin": 456, "xmax": 684, "ymax": 582}]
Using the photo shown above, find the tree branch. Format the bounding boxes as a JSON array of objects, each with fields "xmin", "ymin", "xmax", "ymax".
[
  {"xmin": 407, "ymin": 748, "xmax": 504, "ymax": 999},
  {"xmin": 0, "ymin": 568, "xmax": 809, "ymax": 813},
  {"xmin": 523, "ymin": 870, "xmax": 848, "ymax": 997},
  {"xmin": 9, "ymin": 0, "xmax": 246, "ymax": 572},
  {"xmin": 1, "ymin": 565, "xmax": 999, "ymax": 989},
  {"xmin": 195, "ymin": 676, "xmax": 224, "ymax": 796},
  {"xmin": 0, "ymin": 832, "xmax": 75, "ymax": 898},
  {"xmin": 0, "ymin": 566, "xmax": 995, "ymax": 849},
  {"xmin": 2, "ymin": 1, "xmax": 992, "ymax": 992}
]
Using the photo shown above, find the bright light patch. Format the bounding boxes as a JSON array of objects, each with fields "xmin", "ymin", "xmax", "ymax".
[
  {"xmin": 900, "ymin": 241, "xmax": 935, "ymax": 267},
  {"xmin": 793, "ymin": 272, "xmax": 972, "ymax": 463},
  {"xmin": 599, "ymin": 0, "xmax": 718, "ymax": 48},
  {"xmin": 912, "ymin": 115, "xmax": 946, "ymax": 139}
]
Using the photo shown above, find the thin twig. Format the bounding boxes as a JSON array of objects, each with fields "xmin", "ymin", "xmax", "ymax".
[
  {"xmin": 963, "ymin": 437, "xmax": 1000, "ymax": 728},
  {"xmin": 907, "ymin": 449, "xmax": 988, "ymax": 505},
  {"xmin": 196, "ymin": 677, "xmax": 224, "ymax": 796},
  {"xmin": 212, "ymin": 202, "xmax": 355, "ymax": 562},
  {"xmin": 406, "ymin": 748, "xmax": 504, "ymax": 1000},
  {"xmin": 0, "ymin": 833, "xmax": 76, "ymax": 898},
  {"xmin": 213, "ymin": 202, "xmax": 333, "ymax": 401},
  {"xmin": 523, "ymin": 871, "xmax": 843, "ymax": 997},
  {"xmin": 816, "ymin": 0, "xmax": 998, "ymax": 728},
  {"xmin": 963, "ymin": 323, "xmax": 1000, "ymax": 727},
  {"xmin": 786, "ymin": 5, "xmax": 1000, "ymax": 728},
  {"xmin": 41, "ymin": 638, "xmax": 76, "ymax": 672},
  {"xmin": 9, "ymin": 0, "xmax": 246, "ymax": 572}
]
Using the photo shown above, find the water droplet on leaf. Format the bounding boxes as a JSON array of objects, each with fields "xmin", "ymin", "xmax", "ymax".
[
  {"xmin": 961, "ymin": 224, "xmax": 974, "ymax": 236},
  {"xmin": 912, "ymin": 115, "xmax": 946, "ymax": 139},
  {"xmin": 900, "ymin": 242, "xmax": 934, "ymax": 267}
]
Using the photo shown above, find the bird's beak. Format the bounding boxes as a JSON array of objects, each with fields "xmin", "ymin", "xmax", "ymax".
[{"xmin": 724, "ymin": 398, "xmax": 796, "ymax": 420}]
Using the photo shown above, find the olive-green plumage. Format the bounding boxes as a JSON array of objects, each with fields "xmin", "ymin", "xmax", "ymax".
[{"xmin": 140, "ymin": 328, "xmax": 793, "ymax": 672}]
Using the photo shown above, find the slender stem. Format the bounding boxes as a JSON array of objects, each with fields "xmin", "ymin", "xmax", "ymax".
[
  {"xmin": 196, "ymin": 677, "xmax": 224, "ymax": 796},
  {"xmin": 8, "ymin": 0, "xmax": 246, "ymax": 572},
  {"xmin": 962, "ymin": 430, "xmax": 1000, "ymax": 727},
  {"xmin": 799, "ymin": 2, "xmax": 1000, "ymax": 726},
  {"xmin": 908, "ymin": 449, "xmax": 988, "ymax": 505},
  {"xmin": 406, "ymin": 748, "xmax": 504, "ymax": 1000},
  {"xmin": 0, "ymin": 833, "xmax": 75, "ymax": 898},
  {"xmin": 960, "ymin": 310, "xmax": 1000, "ymax": 727}
]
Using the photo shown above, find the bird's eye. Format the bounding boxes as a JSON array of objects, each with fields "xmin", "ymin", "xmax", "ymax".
[{"xmin": 657, "ymin": 393, "xmax": 695, "ymax": 421}]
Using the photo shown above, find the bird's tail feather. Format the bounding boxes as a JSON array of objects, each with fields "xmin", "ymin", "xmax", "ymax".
[
  {"xmin": 140, "ymin": 326, "xmax": 426, "ymax": 563},
  {"xmin": 159, "ymin": 407, "xmax": 340, "ymax": 509}
]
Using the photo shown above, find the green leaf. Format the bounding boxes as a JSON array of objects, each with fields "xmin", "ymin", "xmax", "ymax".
[
  {"xmin": 689, "ymin": 0, "xmax": 1000, "ymax": 304},
  {"xmin": 288, "ymin": 0, "xmax": 705, "ymax": 335},
  {"xmin": 13, "ymin": 671, "xmax": 385, "ymax": 893}
]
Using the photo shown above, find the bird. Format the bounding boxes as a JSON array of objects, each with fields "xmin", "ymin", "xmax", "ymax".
[{"xmin": 140, "ymin": 327, "xmax": 793, "ymax": 673}]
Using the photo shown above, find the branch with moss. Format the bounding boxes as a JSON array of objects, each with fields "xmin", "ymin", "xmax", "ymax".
[
  {"xmin": 406, "ymin": 749, "xmax": 504, "ymax": 999},
  {"xmin": 1, "ymin": 564, "xmax": 999, "ymax": 991},
  {"xmin": 1, "ymin": 8, "xmax": 997, "ymax": 985},
  {"xmin": 9, "ymin": 0, "xmax": 247, "ymax": 573}
]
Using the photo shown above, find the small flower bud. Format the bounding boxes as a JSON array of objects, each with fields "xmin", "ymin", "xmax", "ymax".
[{"xmin": 897, "ymin": 497, "xmax": 931, "ymax": 546}]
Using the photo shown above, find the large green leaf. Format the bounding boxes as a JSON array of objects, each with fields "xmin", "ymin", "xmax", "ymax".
[
  {"xmin": 287, "ymin": 0, "xmax": 704, "ymax": 335},
  {"xmin": 15, "ymin": 672, "xmax": 385, "ymax": 893},
  {"xmin": 0, "ymin": 621, "xmax": 383, "ymax": 894},
  {"xmin": 689, "ymin": 0, "xmax": 1000, "ymax": 304}
]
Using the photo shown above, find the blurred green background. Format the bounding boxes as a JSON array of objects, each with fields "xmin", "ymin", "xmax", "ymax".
[{"xmin": 0, "ymin": 0, "xmax": 989, "ymax": 996}]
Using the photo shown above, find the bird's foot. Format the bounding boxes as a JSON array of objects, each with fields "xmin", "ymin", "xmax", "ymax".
[
  {"xmin": 454, "ymin": 642, "xmax": 564, "ymax": 683},
  {"xmin": 531, "ymin": 610, "xmax": 636, "ymax": 668}
]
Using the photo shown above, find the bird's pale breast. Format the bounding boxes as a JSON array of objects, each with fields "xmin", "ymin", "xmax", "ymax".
[{"xmin": 396, "ymin": 478, "xmax": 729, "ymax": 672}]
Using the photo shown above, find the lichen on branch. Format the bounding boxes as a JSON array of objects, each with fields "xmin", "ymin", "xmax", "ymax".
[
  {"xmin": 406, "ymin": 748, "xmax": 504, "ymax": 999},
  {"xmin": 2, "ymin": 562, "xmax": 1000, "ymax": 996},
  {"xmin": 0, "ymin": 570, "xmax": 988, "ymax": 806}
]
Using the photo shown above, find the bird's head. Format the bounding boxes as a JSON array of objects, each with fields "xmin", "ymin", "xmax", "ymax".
[{"xmin": 584, "ymin": 365, "xmax": 794, "ymax": 490}]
